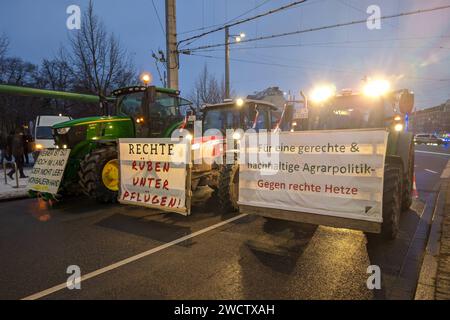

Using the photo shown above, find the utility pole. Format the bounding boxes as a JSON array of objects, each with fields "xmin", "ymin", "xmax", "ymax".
[
  {"xmin": 165, "ymin": 0, "xmax": 178, "ymax": 90},
  {"xmin": 225, "ymin": 26, "xmax": 230, "ymax": 99}
]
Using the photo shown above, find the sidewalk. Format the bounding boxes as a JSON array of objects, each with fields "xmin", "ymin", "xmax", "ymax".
[
  {"xmin": 0, "ymin": 166, "xmax": 31, "ymax": 201},
  {"xmin": 435, "ymin": 162, "xmax": 450, "ymax": 299},
  {"xmin": 415, "ymin": 160, "xmax": 450, "ymax": 299}
]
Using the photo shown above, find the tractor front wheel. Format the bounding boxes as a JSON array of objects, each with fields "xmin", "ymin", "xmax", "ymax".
[
  {"xmin": 401, "ymin": 145, "xmax": 414, "ymax": 211},
  {"xmin": 380, "ymin": 165, "xmax": 403, "ymax": 240},
  {"xmin": 79, "ymin": 145, "xmax": 119, "ymax": 203},
  {"xmin": 218, "ymin": 164, "xmax": 239, "ymax": 213}
]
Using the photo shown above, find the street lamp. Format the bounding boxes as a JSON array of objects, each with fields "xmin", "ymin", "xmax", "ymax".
[
  {"xmin": 225, "ymin": 27, "xmax": 245, "ymax": 99},
  {"xmin": 141, "ymin": 72, "xmax": 152, "ymax": 86}
]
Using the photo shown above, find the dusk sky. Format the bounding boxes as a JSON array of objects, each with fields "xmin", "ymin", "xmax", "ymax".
[{"xmin": 1, "ymin": 0, "xmax": 450, "ymax": 109}]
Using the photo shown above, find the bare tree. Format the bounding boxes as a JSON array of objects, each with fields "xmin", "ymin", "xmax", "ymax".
[
  {"xmin": 188, "ymin": 64, "xmax": 227, "ymax": 107},
  {"xmin": 0, "ymin": 34, "xmax": 8, "ymax": 59},
  {"xmin": 68, "ymin": 0, "xmax": 135, "ymax": 96},
  {"xmin": 0, "ymin": 57, "xmax": 37, "ymax": 85}
]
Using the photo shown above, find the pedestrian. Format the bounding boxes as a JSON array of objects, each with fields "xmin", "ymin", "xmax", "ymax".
[
  {"xmin": 0, "ymin": 134, "xmax": 7, "ymax": 166},
  {"xmin": 22, "ymin": 127, "xmax": 32, "ymax": 165},
  {"xmin": 7, "ymin": 127, "xmax": 28, "ymax": 179}
]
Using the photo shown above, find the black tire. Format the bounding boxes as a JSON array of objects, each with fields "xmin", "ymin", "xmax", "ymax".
[
  {"xmin": 401, "ymin": 145, "xmax": 414, "ymax": 211},
  {"xmin": 79, "ymin": 145, "xmax": 118, "ymax": 203},
  {"xmin": 218, "ymin": 164, "xmax": 239, "ymax": 213},
  {"xmin": 380, "ymin": 165, "xmax": 402, "ymax": 240}
]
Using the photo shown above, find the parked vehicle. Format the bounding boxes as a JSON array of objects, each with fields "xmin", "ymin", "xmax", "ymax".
[
  {"xmin": 414, "ymin": 133, "xmax": 445, "ymax": 145},
  {"xmin": 34, "ymin": 115, "xmax": 72, "ymax": 152}
]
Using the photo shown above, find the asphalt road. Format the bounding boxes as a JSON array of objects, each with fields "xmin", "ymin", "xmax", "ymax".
[{"xmin": 0, "ymin": 144, "xmax": 448, "ymax": 300}]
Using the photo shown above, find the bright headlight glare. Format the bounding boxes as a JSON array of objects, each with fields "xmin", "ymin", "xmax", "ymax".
[
  {"xmin": 35, "ymin": 144, "xmax": 43, "ymax": 150},
  {"xmin": 310, "ymin": 85, "xmax": 336, "ymax": 103},
  {"xmin": 363, "ymin": 79, "xmax": 390, "ymax": 97},
  {"xmin": 232, "ymin": 132, "xmax": 242, "ymax": 140},
  {"xmin": 56, "ymin": 127, "xmax": 71, "ymax": 135},
  {"xmin": 394, "ymin": 123, "xmax": 403, "ymax": 132}
]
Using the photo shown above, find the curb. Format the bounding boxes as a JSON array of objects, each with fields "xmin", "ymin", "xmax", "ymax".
[
  {"xmin": 414, "ymin": 188, "xmax": 445, "ymax": 299},
  {"xmin": 415, "ymin": 159, "xmax": 450, "ymax": 300},
  {"xmin": 0, "ymin": 190, "xmax": 30, "ymax": 202}
]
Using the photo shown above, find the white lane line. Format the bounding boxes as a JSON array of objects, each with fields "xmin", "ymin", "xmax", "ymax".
[
  {"xmin": 415, "ymin": 150, "xmax": 450, "ymax": 156},
  {"xmin": 424, "ymin": 169, "xmax": 438, "ymax": 174},
  {"xmin": 22, "ymin": 213, "xmax": 248, "ymax": 300}
]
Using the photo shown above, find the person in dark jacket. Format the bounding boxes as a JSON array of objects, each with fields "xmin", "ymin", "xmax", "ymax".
[
  {"xmin": 22, "ymin": 128, "xmax": 32, "ymax": 165},
  {"xmin": 0, "ymin": 134, "xmax": 7, "ymax": 166},
  {"xmin": 7, "ymin": 127, "xmax": 28, "ymax": 179}
]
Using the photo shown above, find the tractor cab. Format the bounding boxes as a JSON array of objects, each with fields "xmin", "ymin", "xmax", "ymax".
[
  {"xmin": 292, "ymin": 88, "xmax": 414, "ymax": 133},
  {"xmin": 112, "ymin": 86, "xmax": 193, "ymax": 138},
  {"xmin": 202, "ymin": 99, "xmax": 279, "ymax": 135}
]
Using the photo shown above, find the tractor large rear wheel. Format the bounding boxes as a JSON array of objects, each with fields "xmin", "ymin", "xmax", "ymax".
[
  {"xmin": 380, "ymin": 165, "xmax": 402, "ymax": 240},
  {"xmin": 79, "ymin": 145, "xmax": 119, "ymax": 203},
  {"xmin": 218, "ymin": 164, "xmax": 239, "ymax": 213}
]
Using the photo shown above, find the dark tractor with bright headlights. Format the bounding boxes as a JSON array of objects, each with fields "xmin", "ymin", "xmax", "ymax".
[{"xmin": 291, "ymin": 87, "xmax": 415, "ymax": 239}]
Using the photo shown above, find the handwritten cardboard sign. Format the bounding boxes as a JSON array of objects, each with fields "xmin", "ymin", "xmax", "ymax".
[
  {"xmin": 118, "ymin": 138, "xmax": 191, "ymax": 215},
  {"xmin": 28, "ymin": 148, "xmax": 71, "ymax": 194}
]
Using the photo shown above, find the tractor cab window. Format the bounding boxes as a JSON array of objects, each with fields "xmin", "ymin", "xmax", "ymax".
[
  {"xmin": 308, "ymin": 95, "xmax": 384, "ymax": 130},
  {"xmin": 254, "ymin": 106, "xmax": 270, "ymax": 130},
  {"xmin": 117, "ymin": 92, "xmax": 144, "ymax": 118},
  {"xmin": 145, "ymin": 93, "xmax": 189, "ymax": 138},
  {"xmin": 203, "ymin": 107, "xmax": 242, "ymax": 133}
]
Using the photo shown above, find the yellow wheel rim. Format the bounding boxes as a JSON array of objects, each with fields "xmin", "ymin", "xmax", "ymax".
[{"xmin": 102, "ymin": 159, "xmax": 119, "ymax": 191}]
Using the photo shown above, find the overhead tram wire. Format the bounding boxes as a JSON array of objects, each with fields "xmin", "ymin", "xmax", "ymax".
[
  {"xmin": 178, "ymin": 0, "xmax": 309, "ymax": 48},
  {"xmin": 190, "ymin": 35, "xmax": 450, "ymax": 53},
  {"xmin": 178, "ymin": 0, "xmax": 274, "ymax": 36},
  {"xmin": 184, "ymin": 52, "xmax": 450, "ymax": 82},
  {"xmin": 151, "ymin": 0, "xmax": 165, "ymax": 36},
  {"xmin": 179, "ymin": 4, "xmax": 450, "ymax": 53}
]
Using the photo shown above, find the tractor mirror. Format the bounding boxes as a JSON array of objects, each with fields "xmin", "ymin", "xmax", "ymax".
[{"xmin": 398, "ymin": 90, "xmax": 414, "ymax": 114}]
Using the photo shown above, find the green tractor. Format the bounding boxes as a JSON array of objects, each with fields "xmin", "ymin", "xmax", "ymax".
[{"xmin": 0, "ymin": 84, "xmax": 193, "ymax": 203}]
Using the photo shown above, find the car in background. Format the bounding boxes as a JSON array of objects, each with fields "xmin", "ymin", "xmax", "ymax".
[
  {"xmin": 414, "ymin": 133, "xmax": 445, "ymax": 145},
  {"xmin": 33, "ymin": 115, "xmax": 71, "ymax": 159}
]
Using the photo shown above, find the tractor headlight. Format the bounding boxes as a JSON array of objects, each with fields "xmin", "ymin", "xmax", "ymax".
[
  {"xmin": 363, "ymin": 79, "xmax": 390, "ymax": 97},
  {"xmin": 394, "ymin": 123, "xmax": 404, "ymax": 132},
  {"xmin": 310, "ymin": 84, "xmax": 336, "ymax": 103},
  {"xmin": 56, "ymin": 127, "xmax": 71, "ymax": 135}
]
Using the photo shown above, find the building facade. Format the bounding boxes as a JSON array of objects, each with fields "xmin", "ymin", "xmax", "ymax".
[{"xmin": 409, "ymin": 99, "xmax": 450, "ymax": 135}]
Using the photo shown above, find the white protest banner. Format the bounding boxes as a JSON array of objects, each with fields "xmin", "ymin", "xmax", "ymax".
[
  {"xmin": 118, "ymin": 138, "xmax": 191, "ymax": 215},
  {"xmin": 238, "ymin": 129, "xmax": 388, "ymax": 223},
  {"xmin": 28, "ymin": 148, "xmax": 71, "ymax": 194}
]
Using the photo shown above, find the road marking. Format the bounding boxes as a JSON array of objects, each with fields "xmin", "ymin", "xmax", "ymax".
[
  {"xmin": 415, "ymin": 150, "xmax": 450, "ymax": 156},
  {"xmin": 425, "ymin": 169, "xmax": 438, "ymax": 174},
  {"xmin": 22, "ymin": 213, "xmax": 248, "ymax": 300}
]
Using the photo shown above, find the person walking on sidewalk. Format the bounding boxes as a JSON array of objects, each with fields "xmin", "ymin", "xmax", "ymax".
[
  {"xmin": 0, "ymin": 134, "xmax": 7, "ymax": 166},
  {"xmin": 7, "ymin": 127, "xmax": 28, "ymax": 179}
]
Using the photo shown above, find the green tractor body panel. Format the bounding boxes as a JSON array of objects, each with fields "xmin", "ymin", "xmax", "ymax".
[
  {"xmin": 52, "ymin": 115, "xmax": 136, "ymax": 188},
  {"xmin": 0, "ymin": 84, "xmax": 115, "ymax": 103}
]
